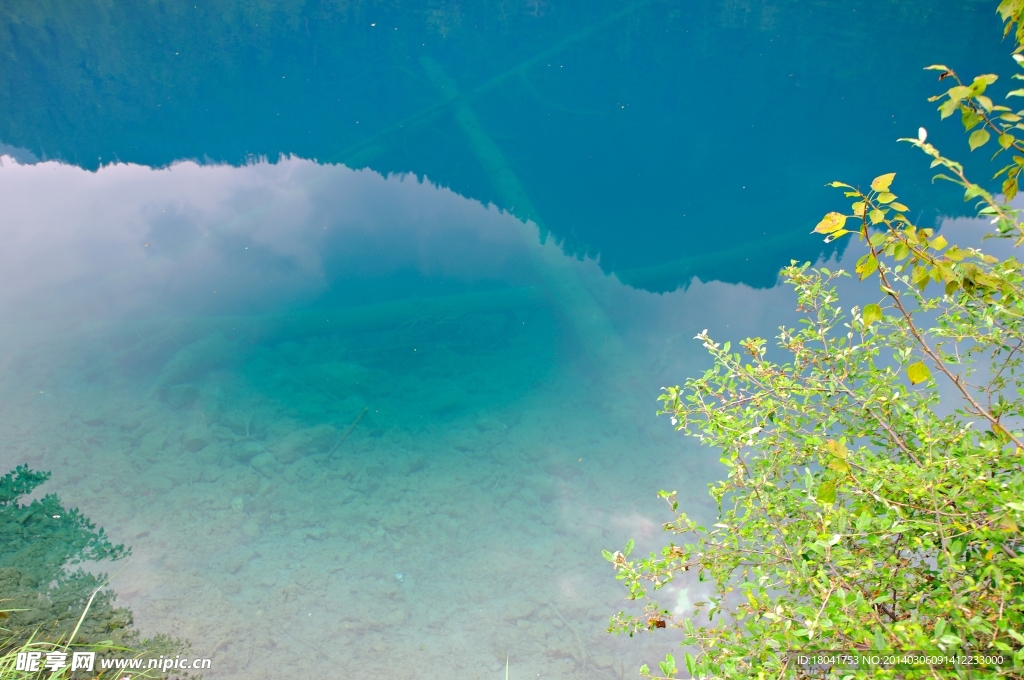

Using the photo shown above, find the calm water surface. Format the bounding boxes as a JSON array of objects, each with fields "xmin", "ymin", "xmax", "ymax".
[{"xmin": 0, "ymin": 1, "xmax": 1011, "ymax": 677}]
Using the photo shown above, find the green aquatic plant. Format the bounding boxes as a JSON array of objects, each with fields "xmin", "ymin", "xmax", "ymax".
[
  {"xmin": 0, "ymin": 466, "xmax": 190, "ymax": 675},
  {"xmin": 606, "ymin": 3, "xmax": 1024, "ymax": 678}
]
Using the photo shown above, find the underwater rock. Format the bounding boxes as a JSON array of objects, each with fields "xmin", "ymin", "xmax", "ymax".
[
  {"xmin": 136, "ymin": 429, "xmax": 167, "ymax": 461},
  {"xmin": 151, "ymin": 333, "xmax": 236, "ymax": 399},
  {"xmin": 303, "ymin": 527, "xmax": 327, "ymax": 541},
  {"xmin": 249, "ymin": 451, "xmax": 278, "ymax": 478},
  {"xmin": 270, "ymin": 424, "xmax": 339, "ymax": 464},
  {"xmin": 542, "ymin": 456, "xmax": 581, "ymax": 480},
  {"xmin": 166, "ymin": 383, "xmax": 200, "ymax": 409},
  {"xmin": 403, "ymin": 454, "xmax": 426, "ymax": 474},
  {"xmin": 519, "ymin": 487, "xmax": 541, "ymax": 507},
  {"xmin": 231, "ymin": 441, "xmax": 264, "ymax": 463},
  {"xmin": 241, "ymin": 517, "xmax": 260, "ymax": 538},
  {"xmin": 183, "ymin": 419, "xmax": 210, "ymax": 452},
  {"xmin": 504, "ymin": 600, "xmax": 537, "ymax": 622}
]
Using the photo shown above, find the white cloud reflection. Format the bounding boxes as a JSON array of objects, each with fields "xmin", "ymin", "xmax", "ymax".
[
  {"xmin": 0, "ymin": 155, "xmax": 539, "ymax": 324},
  {"xmin": 0, "ymin": 151, "xmax": 1007, "ymax": 387}
]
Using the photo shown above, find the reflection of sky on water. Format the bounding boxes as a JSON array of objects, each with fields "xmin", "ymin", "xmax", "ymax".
[
  {"xmin": 0, "ymin": 152, "xmax": 825, "ymax": 397},
  {"xmin": 0, "ymin": 155, "xmax": 540, "ymax": 324},
  {"xmin": 4, "ymin": 151, "xmax": 1001, "ymax": 383}
]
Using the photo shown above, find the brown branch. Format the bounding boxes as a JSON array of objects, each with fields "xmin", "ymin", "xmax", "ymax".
[{"xmin": 873, "ymin": 259, "xmax": 1024, "ymax": 450}]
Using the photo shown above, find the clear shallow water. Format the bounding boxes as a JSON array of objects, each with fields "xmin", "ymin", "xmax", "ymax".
[{"xmin": 0, "ymin": 1, "xmax": 1013, "ymax": 678}]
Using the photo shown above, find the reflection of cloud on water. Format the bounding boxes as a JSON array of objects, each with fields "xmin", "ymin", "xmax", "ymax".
[{"xmin": 0, "ymin": 155, "xmax": 538, "ymax": 324}]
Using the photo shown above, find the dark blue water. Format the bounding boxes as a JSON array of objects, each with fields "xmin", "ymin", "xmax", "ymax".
[
  {"xmin": 1, "ymin": 0, "xmax": 1010, "ymax": 288},
  {"xmin": 0, "ymin": 1, "xmax": 1012, "ymax": 677}
]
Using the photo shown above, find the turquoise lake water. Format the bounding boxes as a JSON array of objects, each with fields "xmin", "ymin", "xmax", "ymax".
[{"xmin": 0, "ymin": 1, "xmax": 1013, "ymax": 677}]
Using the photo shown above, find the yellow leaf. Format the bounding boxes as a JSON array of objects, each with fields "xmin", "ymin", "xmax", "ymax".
[
  {"xmin": 825, "ymin": 439, "xmax": 848, "ymax": 459},
  {"xmin": 890, "ymin": 201, "xmax": 909, "ymax": 212},
  {"xmin": 930, "ymin": 235, "xmax": 948, "ymax": 250},
  {"xmin": 871, "ymin": 173, "xmax": 896, "ymax": 192},
  {"xmin": 828, "ymin": 458, "xmax": 851, "ymax": 474},
  {"xmin": 877, "ymin": 192, "xmax": 897, "ymax": 204},
  {"xmin": 813, "ymin": 212, "xmax": 848, "ymax": 234},
  {"xmin": 869, "ymin": 209, "xmax": 886, "ymax": 224},
  {"xmin": 855, "ymin": 253, "xmax": 878, "ymax": 280},
  {"xmin": 907, "ymin": 361, "xmax": 931, "ymax": 385}
]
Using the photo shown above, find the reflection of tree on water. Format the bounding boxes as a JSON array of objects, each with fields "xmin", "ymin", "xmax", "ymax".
[
  {"xmin": 0, "ymin": 0, "xmax": 1006, "ymax": 291},
  {"xmin": 0, "ymin": 466, "xmax": 184, "ymax": 658}
]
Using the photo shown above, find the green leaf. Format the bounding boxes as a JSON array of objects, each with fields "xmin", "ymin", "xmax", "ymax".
[
  {"xmin": 813, "ymin": 212, "xmax": 848, "ymax": 234},
  {"xmin": 602, "ymin": 549, "xmax": 615, "ymax": 562},
  {"xmin": 869, "ymin": 209, "xmax": 886, "ymax": 224},
  {"xmin": 907, "ymin": 361, "xmax": 931, "ymax": 385},
  {"xmin": 969, "ymin": 129, "xmax": 991, "ymax": 150},
  {"xmin": 962, "ymin": 106, "xmax": 984, "ymax": 131},
  {"xmin": 659, "ymin": 653, "xmax": 677, "ymax": 677},
  {"xmin": 684, "ymin": 653, "xmax": 696, "ymax": 677},
  {"xmin": 816, "ymin": 480, "xmax": 837, "ymax": 504},
  {"xmin": 870, "ymin": 173, "xmax": 896, "ymax": 192},
  {"xmin": 624, "ymin": 538, "xmax": 635, "ymax": 557},
  {"xmin": 862, "ymin": 303, "xmax": 883, "ymax": 327},
  {"xmin": 948, "ymin": 85, "xmax": 971, "ymax": 102}
]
